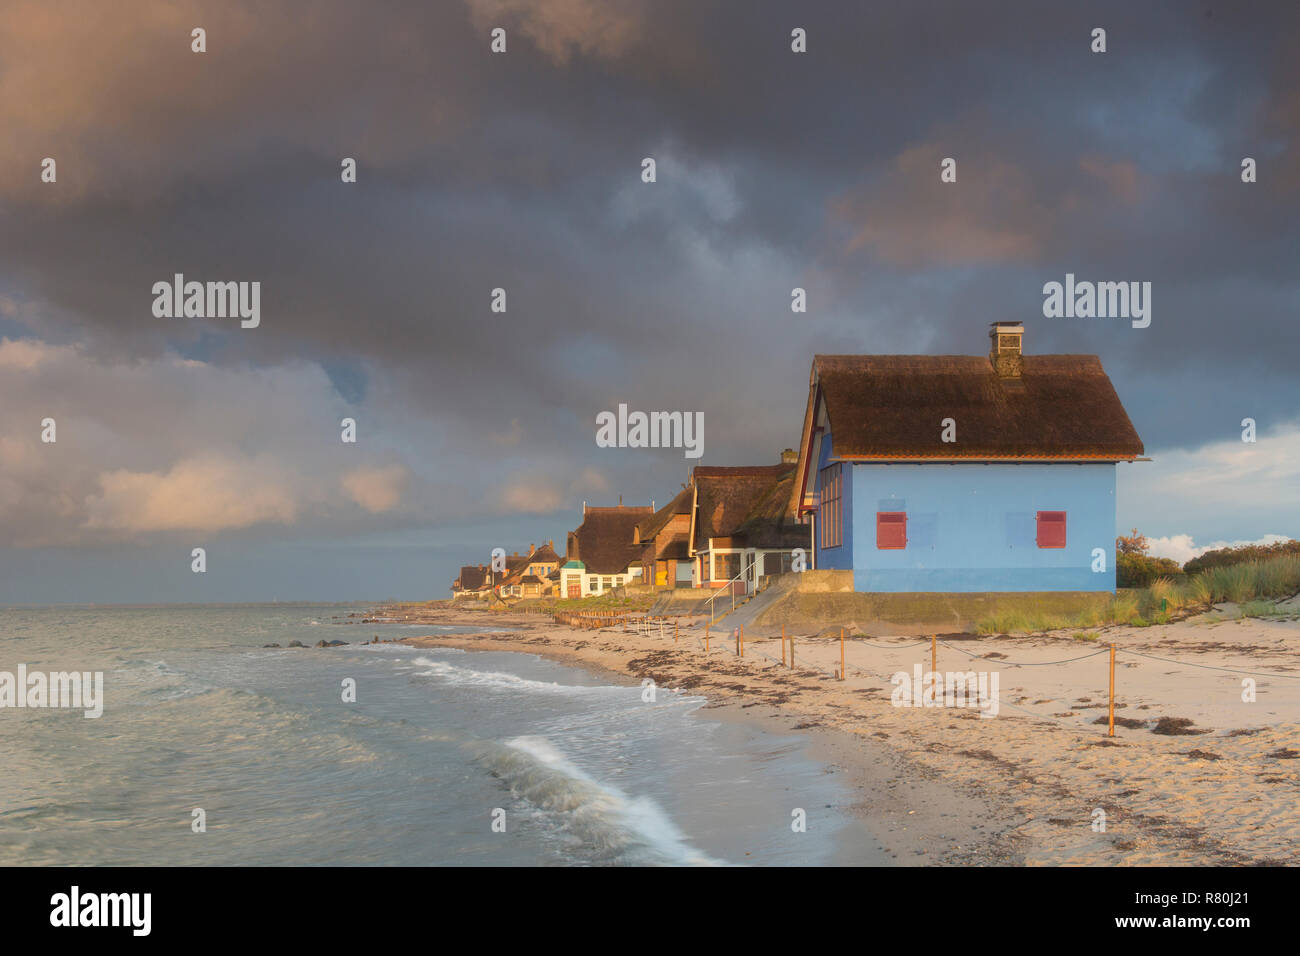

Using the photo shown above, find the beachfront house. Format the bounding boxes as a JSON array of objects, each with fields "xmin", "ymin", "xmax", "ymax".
[
  {"xmin": 490, "ymin": 550, "xmax": 531, "ymax": 598},
  {"xmin": 560, "ymin": 503, "xmax": 652, "ymax": 598},
  {"xmin": 689, "ymin": 458, "xmax": 809, "ymax": 594},
  {"xmin": 451, "ymin": 564, "xmax": 490, "ymax": 597},
  {"xmin": 633, "ymin": 454, "xmax": 809, "ymax": 595},
  {"xmin": 789, "ymin": 323, "xmax": 1144, "ymax": 592},
  {"xmin": 633, "ymin": 486, "xmax": 694, "ymax": 589},
  {"xmin": 495, "ymin": 542, "xmax": 562, "ymax": 599}
]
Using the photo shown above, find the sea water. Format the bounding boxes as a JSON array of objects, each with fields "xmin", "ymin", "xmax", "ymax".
[{"xmin": 0, "ymin": 604, "xmax": 885, "ymax": 866}]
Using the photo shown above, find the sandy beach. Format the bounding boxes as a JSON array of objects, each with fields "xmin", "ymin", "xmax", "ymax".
[{"xmin": 386, "ymin": 603, "xmax": 1300, "ymax": 866}]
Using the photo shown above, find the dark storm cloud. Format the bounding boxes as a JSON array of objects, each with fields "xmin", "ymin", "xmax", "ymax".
[{"xmin": 1, "ymin": 0, "xmax": 1298, "ymax": 598}]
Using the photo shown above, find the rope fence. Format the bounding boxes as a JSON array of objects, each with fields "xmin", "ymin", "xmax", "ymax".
[{"xmin": 552, "ymin": 610, "xmax": 1300, "ymax": 737}]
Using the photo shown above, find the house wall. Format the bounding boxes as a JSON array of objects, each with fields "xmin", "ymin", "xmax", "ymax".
[
  {"xmin": 560, "ymin": 568, "xmax": 584, "ymax": 598},
  {"xmin": 813, "ymin": 432, "xmax": 854, "ymax": 571},
  {"xmin": 693, "ymin": 547, "xmax": 799, "ymax": 593},
  {"xmin": 842, "ymin": 462, "xmax": 1116, "ymax": 592},
  {"xmin": 562, "ymin": 567, "xmax": 641, "ymax": 598}
]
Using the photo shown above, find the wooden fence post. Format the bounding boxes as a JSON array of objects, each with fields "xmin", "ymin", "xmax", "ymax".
[{"xmin": 1108, "ymin": 643, "xmax": 1116, "ymax": 738}]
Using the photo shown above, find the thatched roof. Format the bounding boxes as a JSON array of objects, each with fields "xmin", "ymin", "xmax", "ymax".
[
  {"xmin": 503, "ymin": 551, "xmax": 532, "ymax": 574},
  {"xmin": 635, "ymin": 485, "xmax": 692, "ymax": 543},
  {"xmin": 733, "ymin": 472, "xmax": 810, "ymax": 549},
  {"xmin": 529, "ymin": 542, "xmax": 561, "ymax": 565},
  {"xmin": 568, "ymin": 505, "xmax": 653, "ymax": 574},
  {"xmin": 813, "ymin": 354, "xmax": 1143, "ymax": 459},
  {"xmin": 694, "ymin": 465, "xmax": 801, "ymax": 546},
  {"xmin": 455, "ymin": 565, "xmax": 488, "ymax": 590}
]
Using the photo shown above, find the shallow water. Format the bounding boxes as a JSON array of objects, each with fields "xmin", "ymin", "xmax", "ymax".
[{"xmin": 0, "ymin": 604, "xmax": 884, "ymax": 866}]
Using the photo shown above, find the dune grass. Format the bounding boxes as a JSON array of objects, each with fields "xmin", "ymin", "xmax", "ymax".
[{"xmin": 975, "ymin": 554, "xmax": 1300, "ymax": 635}]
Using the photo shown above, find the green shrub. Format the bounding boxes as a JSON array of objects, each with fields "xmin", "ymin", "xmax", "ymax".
[
  {"xmin": 1117, "ymin": 552, "xmax": 1184, "ymax": 588},
  {"xmin": 1183, "ymin": 539, "xmax": 1300, "ymax": 574}
]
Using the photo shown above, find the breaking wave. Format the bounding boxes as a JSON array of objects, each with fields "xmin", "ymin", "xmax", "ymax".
[
  {"xmin": 480, "ymin": 736, "xmax": 726, "ymax": 866},
  {"xmin": 411, "ymin": 656, "xmax": 631, "ymax": 698}
]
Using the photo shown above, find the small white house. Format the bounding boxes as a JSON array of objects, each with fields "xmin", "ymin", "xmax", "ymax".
[{"xmin": 560, "ymin": 504, "xmax": 652, "ymax": 598}]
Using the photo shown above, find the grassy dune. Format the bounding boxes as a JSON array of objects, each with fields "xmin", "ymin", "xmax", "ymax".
[{"xmin": 976, "ymin": 554, "xmax": 1300, "ymax": 635}]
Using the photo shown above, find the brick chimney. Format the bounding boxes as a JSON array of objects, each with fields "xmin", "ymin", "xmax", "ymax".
[
  {"xmin": 990, "ymin": 321, "xmax": 1024, "ymax": 378},
  {"xmin": 780, "ymin": 448, "xmax": 797, "ymax": 464}
]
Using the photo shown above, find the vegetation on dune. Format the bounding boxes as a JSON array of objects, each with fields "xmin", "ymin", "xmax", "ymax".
[
  {"xmin": 976, "ymin": 543, "xmax": 1300, "ymax": 636},
  {"xmin": 1116, "ymin": 551, "xmax": 1184, "ymax": 588},
  {"xmin": 1183, "ymin": 538, "xmax": 1300, "ymax": 575},
  {"xmin": 1115, "ymin": 528, "xmax": 1184, "ymax": 587}
]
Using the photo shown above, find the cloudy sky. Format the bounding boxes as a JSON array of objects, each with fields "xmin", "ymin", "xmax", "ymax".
[{"xmin": 1, "ymin": 0, "xmax": 1297, "ymax": 603}]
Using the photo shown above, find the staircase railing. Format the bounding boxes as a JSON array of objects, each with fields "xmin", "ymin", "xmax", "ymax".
[{"xmin": 704, "ymin": 560, "xmax": 755, "ymax": 624}]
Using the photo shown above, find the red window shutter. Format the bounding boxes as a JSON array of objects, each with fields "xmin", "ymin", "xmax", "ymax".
[
  {"xmin": 877, "ymin": 512, "xmax": 907, "ymax": 549},
  {"xmin": 1036, "ymin": 511, "xmax": 1067, "ymax": 548}
]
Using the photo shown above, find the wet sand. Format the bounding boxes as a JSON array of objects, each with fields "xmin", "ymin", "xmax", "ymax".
[{"xmin": 385, "ymin": 604, "xmax": 1300, "ymax": 865}]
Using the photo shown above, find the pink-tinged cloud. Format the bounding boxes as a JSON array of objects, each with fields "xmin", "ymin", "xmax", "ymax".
[
  {"xmin": 498, "ymin": 465, "xmax": 610, "ymax": 515},
  {"xmin": 1078, "ymin": 155, "xmax": 1142, "ymax": 204},
  {"xmin": 831, "ymin": 141, "xmax": 1147, "ymax": 268},
  {"xmin": 342, "ymin": 465, "xmax": 409, "ymax": 513},
  {"xmin": 463, "ymin": 0, "xmax": 648, "ymax": 64},
  {"xmin": 0, "ymin": 0, "xmax": 469, "ymax": 202},
  {"xmin": 501, "ymin": 481, "xmax": 565, "ymax": 515},
  {"xmin": 832, "ymin": 144, "xmax": 1045, "ymax": 267},
  {"xmin": 83, "ymin": 455, "xmax": 299, "ymax": 533}
]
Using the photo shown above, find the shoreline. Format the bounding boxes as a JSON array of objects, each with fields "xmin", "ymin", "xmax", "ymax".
[
  {"xmin": 391, "ymin": 604, "xmax": 1300, "ymax": 866},
  {"xmin": 399, "ymin": 624, "xmax": 1022, "ymax": 865}
]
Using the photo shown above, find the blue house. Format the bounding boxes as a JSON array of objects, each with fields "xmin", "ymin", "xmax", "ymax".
[{"xmin": 789, "ymin": 323, "xmax": 1144, "ymax": 593}]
